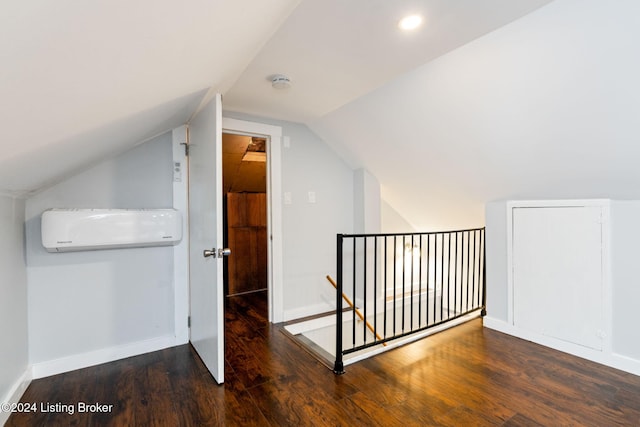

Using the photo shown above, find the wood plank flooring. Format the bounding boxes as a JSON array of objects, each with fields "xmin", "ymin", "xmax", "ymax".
[{"xmin": 7, "ymin": 290, "xmax": 640, "ymax": 426}]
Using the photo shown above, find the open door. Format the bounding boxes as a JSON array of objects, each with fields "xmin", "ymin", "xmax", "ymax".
[{"xmin": 188, "ymin": 93, "xmax": 227, "ymax": 383}]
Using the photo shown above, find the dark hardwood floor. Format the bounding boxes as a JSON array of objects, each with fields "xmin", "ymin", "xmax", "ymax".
[{"xmin": 7, "ymin": 290, "xmax": 640, "ymax": 426}]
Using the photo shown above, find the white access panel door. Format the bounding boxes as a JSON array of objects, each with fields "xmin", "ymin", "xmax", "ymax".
[
  {"xmin": 188, "ymin": 94, "xmax": 225, "ymax": 383},
  {"xmin": 512, "ymin": 206, "xmax": 603, "ymax": 351}
]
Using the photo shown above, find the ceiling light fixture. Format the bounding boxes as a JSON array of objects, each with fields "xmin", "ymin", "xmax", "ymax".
[
  {"xmin": 399, "ymin": 14, "xmax": 423, "ymax": 31},
  {"xmin": 242, "ymin": 152, "xmax": 267, "ymax": 162},
  {"xmin": 271, "ymin": 74, "xmax": 292, "ymax": 90}
]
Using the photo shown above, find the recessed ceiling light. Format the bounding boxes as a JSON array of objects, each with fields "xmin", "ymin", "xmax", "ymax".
[{"xmin": 399, "ymin": 14, "xmax": 423, "ymax": 31}]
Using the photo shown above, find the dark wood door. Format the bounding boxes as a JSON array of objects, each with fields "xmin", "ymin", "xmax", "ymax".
[{"xmin": 227, "ymin": 192, "xmax": 267, "ymax": 295}]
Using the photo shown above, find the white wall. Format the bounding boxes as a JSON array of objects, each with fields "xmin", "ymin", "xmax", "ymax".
[
  {"xmin": 25, "ymin": 133, "xmax": 175, "ymax": 374},
  {"xmin": 354, "ymin": 168, "xmax": 381, "ymax": 234},
  {"xmin": 224, "ymin": 111, "xmax": 354, "ymax": 319},
  {"xmin": 610, "ymin": 201, "xmax": 640, "ymax": 361},
  {"xmin": 484, "ymin": 201, "xmax": 508, "ymax": 322},
  {"xmin": 381, "ymin": 200, "xmax": 416, "ymax": 233},
  {"xmin": 311, "ymin": 0, "xmax": 640, "ymax": 231},
  {"xmin": 0, "ymin": 195, "xmax": 29, "ymax": 420}
]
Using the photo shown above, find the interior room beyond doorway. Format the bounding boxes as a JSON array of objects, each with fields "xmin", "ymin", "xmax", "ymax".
[{"xmin": 222, "ymin": 133, "xmax": 268, "ymax": 299}]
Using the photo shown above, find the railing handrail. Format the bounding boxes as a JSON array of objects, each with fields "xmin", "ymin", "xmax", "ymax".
[
  {"xmin": 327, "ymin": 275, "xmax": 386, "ymax": 345},
  {"xmin": 334, "ymin": 227, "xmax": 486, "ymax": 374},
  {"xmin": 339, "ymin": 226, "xmax": 485, "ymax": 239}
]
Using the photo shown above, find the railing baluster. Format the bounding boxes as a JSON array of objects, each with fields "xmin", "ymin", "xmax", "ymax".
[
  {"xmin": 433, "ymin": 234, "xmax": 438, "ymax": 324},
  {"xmin": 402, "ymin": 235, "xmax": 406, "ymax": 333},
  {"xmin": 478, "ymin": 230, "xmax": 484, "ymax": 307},
  {"xmin": 471, "ymin": 230, "xmax": 476, "ymax": 310},
  {"xmin": 426, "ymin": 233, "xmax": 430, "ymax": 327},
  {"xmin": 466, "ymin": 231, "xmax": 471, "ymax": 310},
  {"xmin": 477, "ymin": 230, "xmax": 482, "ymax": 308},
  {"xmin": 453, "ymin": 232, "xmax": 458, "ymax": 316},
  {"xmin": 352, "ymin": 238, "xmax": 356, "ymax": 349},
  {"xmin": 482, "ymin": 229, "xmax": 487, "ymax": 315},
  {"xmin": 459, "ymin": 232, "xmax": 464, "ymax": 315},
  {"xmin": 393, "ymin": 235, "xmax": 397, "ymax": 337},
  {"xmin": 374, "ymin": 236, "xmax": 378, "ymax": 343},
  {"xmin": 410, "ymin": 235, "xmax": 414, "ymax": 330},
  {"xmin": 334, "ymin": 234, "xmax": 344, "ymax": 374},
  {"xmin": 363, "ymin": 236, "xmax": 367, "ymax": 345},
  {"xmin": 439, "ymin": 233, "xmax": 444, "ymax": 322},
  {"xmin": 418, "ymin": 234, "xmax": 423, "ymax": 328},
  {"xmin": 477, "ymin": 231, "xmax": 480, "ymax": 308},
  {"xmin": 446, "ymin": 232, "xmax": 451, "ymax": 320},
  {"xmin": 384, "ymin": 236, "xmax": 387, "ymax": 338}
]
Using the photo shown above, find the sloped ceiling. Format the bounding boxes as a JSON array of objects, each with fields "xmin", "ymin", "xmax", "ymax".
[
  {"xmin": 309, "ymin": 0, "xmax": 640, "ymax": 230},
  {"xmin": 223, "ymin": 0, "xmax": 553, "ymax": 123},
  {"xmin": 11, "ymin": 0, "xmax": 622, "ymax": 234},
  {"xmin": 0, "ymin": 0, "xmax": 299, "ymax": 195},
  {"xmin": 222, "ymin": 134, "xmax": 267, "ymax": 193}
]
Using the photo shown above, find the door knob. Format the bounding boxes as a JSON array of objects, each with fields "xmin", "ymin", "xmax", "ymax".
[{"xmin": 203, "ymin": 248, "xmax": 231, "ymax": 258}]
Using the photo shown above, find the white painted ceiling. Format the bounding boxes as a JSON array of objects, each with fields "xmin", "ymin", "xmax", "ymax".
[
  {"xmin": 16, "ymin": 0, "xmax": 627, "ymax": 234},
  {"xmin": 0, "ymin": 0, "xmax": 554, "ymax": 198},
  {"xmin": 0, "ymin": 0, "xmax": 299, "ymax": 195},
  {"xmin": 223, "ymin": 0, "xmax": 554, "ymax": 123},
  {"xmin": 310, "ymin": 0, "xmax": 640, "ymax": 230}
]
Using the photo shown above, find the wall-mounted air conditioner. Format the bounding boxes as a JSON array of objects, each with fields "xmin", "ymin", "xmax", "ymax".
[{"xmin": 41, "ymin": 209, "xmax": 182, "ymax": 252}]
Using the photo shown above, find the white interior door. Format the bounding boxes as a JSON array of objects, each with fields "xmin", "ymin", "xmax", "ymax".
[
  {"xmin": 512, "ymin": 206, "xmax": 603, "ymax": 350},
  {"xmin": 188, "ymin": 93, "xmax": 225, "ymax": 383}
]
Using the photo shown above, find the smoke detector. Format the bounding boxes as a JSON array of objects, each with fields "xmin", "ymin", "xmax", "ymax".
[{"xmin": 270, "ymin": 74, "xmax": 292, "ymax": 90}]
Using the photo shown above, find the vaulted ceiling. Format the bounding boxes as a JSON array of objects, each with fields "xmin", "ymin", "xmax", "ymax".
[
  {"xmin": 9, "ymin": 0, "xmax": 636, "ymax": 232},
  {"xmin": 0, "ymin": 0, "xmax": 299, "ymax": 195},
  {"xmin": 309, "ymin": 0, "xmax": 640, "ymax": 230},
  {"xmin": 223, "ymin": 0, "xmax": 553, "ymax": 123}
]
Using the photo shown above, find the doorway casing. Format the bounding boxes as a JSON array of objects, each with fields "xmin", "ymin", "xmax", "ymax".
[{"xmin": 222, "ymin": 117, "xmax": 284, "ymax": 323}]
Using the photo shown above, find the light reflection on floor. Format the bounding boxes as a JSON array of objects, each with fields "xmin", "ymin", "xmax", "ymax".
[{"xmin": 284, "ymin": 292, "xmax": 482, "ymax": 368}]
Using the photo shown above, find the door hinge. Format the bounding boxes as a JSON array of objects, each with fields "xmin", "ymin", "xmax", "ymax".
[
  {"xmin": 188, "ymin": 316, "xmax": 191, "ymax": 328},
  {"xmin": 180, "ymin": 142, "xmax": 189, "ymax": 156}
]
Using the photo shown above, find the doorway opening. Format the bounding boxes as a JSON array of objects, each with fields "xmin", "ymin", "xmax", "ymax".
[
  {"xmin": 221, "ymin": 117, "xmax": 284, "ymax": 324},
  {"xmin": 222, "ymin": 133, "xmax": 268, "ymax": 305}
]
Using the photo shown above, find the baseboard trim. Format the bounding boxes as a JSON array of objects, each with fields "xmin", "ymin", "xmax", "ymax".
[
  {"xmin": 0, "ymin": 368, "xmax": 32, "ymax": 426},
  {"xmin": 483, "ymin": 317, "xmax": 640, "ymax": 377},
  {"xmin": 31, "ymin": 335, "xmax": 176, "ymax": 379}
]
